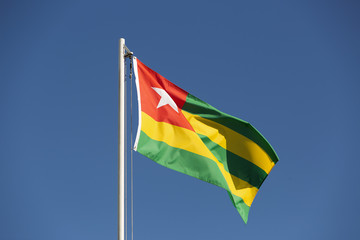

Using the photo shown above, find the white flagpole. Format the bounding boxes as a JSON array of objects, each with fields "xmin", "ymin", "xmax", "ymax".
[{"xmin": 118, "ymin": 38, "xmax": 126, "ymax": 240}]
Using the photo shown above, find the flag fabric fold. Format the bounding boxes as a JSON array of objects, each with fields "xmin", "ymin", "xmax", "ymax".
[{"xmin": 133, "ymin": 57, "xmax": 278, "ymax": 223}]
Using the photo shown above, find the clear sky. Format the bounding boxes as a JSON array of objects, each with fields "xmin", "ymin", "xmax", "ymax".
[{"xmin": 1, "ymin": 0, "xmax": 360, "ymax": 239}]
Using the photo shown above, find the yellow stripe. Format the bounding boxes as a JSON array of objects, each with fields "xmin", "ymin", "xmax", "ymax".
[
  {"xmin": 141, "ymin": 112, "xmax": 258, "ymax": 206},
  {"xmin": 182, "ymin": 110, "xmax": 275, "ymax": 174}
]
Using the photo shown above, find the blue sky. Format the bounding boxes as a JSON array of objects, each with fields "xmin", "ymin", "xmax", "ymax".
[{"xmin": 1, "ymin": 0, "xmax": 360, "ymax": 239}]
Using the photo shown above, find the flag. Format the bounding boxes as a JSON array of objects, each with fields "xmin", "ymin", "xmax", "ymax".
[{"xmin": 133, "ymin": 57, "xmax": 278, "ymax": 223}]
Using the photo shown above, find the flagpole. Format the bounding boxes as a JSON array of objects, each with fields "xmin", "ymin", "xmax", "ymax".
[{"xmin": 118, "ymin": 38, "xmax": 126, "ymax": 240}]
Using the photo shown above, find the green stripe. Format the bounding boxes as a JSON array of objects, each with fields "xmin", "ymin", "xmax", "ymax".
[
  {"xmin": 182, "ymin": 93, "xmax": 279, "ymax": 163},
  {"xmin": 227, "ymin": 191, "xmax": 250, "ymax": 223},
  {"xmin": 198, "ymin": 134, "xmax": 268, "ymax": 189},
  {"xmin": 137, "ymin": 131, "xmax": 230, "ymax": 190},
  {"xmin": 137, "ymin": 130, "xmax": 250, "ymax": 222}
]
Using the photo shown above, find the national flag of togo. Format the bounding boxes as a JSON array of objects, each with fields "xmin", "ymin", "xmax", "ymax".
[{"xmin": 133, "ymin": 57, "xmax": 279, "ymax": 223}]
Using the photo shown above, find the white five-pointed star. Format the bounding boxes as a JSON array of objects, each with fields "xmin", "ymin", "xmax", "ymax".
[{"xmin": 152, "ymin": 87, "xmax": 179, "ymax": 113}]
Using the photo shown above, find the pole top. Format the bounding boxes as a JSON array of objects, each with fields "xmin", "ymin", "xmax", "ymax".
[{"xmin": 120, "ymin": 38, "xmax": 133, "ymax": 57}]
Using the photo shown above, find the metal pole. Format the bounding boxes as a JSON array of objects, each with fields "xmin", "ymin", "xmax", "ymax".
[{"xmin": 118, "ymin": 38, "xmax": 126, "ymax": 240}]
